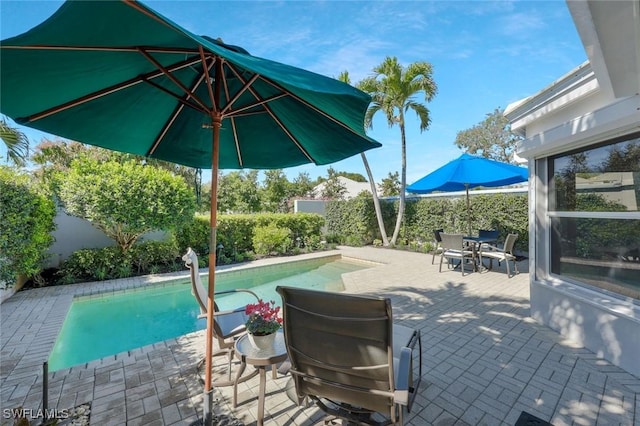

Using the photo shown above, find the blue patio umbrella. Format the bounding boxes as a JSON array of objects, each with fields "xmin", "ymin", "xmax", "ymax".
[{"xmin": 407, "ymin": 153, "xmax": 528, "ymax": 234}]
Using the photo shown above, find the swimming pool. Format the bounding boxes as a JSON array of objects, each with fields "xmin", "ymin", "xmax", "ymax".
[{"xmin": 48, "ymin": 256, "xmax": 370, "ymax": 371}]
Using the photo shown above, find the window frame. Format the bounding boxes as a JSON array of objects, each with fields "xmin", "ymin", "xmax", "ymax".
[{"xmin": 543, "ymin": 133, "xmax": 640, "ymax": 301}]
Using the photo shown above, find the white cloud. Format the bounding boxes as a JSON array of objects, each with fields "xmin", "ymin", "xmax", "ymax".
[{"xmin": 498, "ymin": 11, "xmax": 546, "ymax": 37}]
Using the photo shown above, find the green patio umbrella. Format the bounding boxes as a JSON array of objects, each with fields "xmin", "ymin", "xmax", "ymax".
[{"xmin": 0, "ymin": 1, "xmax": 381, "ymax": 423}]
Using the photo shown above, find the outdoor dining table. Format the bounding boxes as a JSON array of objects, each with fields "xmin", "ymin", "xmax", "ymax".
[{"xmin": 463, "ymin": 236, "xmax": 498, "ymax": 272}]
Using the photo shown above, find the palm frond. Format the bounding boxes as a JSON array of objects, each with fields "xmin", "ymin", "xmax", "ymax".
[
  {"xmin": 0, "ymin": 117, "xmax": 30, "ymax": 167},
  {"xmin": 405, "ymin": 102, "xmax": 432, "ymax": 131}
]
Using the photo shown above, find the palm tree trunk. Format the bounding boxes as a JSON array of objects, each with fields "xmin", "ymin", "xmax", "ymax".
[
  {"xmin": 361, "ymin": 152, "xmax": 389, "ymax": 246},
  {"xmin": 390, "ymin": 120, "xmax": 407, "ymax": 245}
]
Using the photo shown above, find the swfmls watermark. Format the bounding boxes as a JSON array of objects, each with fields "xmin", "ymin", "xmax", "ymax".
[{"xmin": 2, "ymin": 408, "xmax": 70, "ymax": 421}]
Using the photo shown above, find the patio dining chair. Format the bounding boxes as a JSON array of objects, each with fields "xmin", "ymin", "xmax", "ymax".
[
  {"xmin": 478, "ymin": 229, "xmax": 498, "ymax": 242},
  {"xmin": 479, "ymin": 233, "xmax": 519, "ymax": 278},
  {"xmin": 182, "ymin": 248, "xmax": 259, "ymax": 386},
  {"xmin": 439, "ymin": 233, "xmax": 475, "ymax": 276},
  {"xmin": 431, "ymin": 228, "xmax": 444, "ymax": 264},
  {"xmin": 277, "ymin": 286, "xmax": 422, "ymax": 426}
]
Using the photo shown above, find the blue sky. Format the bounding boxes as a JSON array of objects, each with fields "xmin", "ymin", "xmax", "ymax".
[{"xmin": 0, "ymin": 0, "xmax": 586, "ymax": 184}]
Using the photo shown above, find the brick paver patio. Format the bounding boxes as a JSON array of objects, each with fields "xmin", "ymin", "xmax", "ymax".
[{"xmin": 1, "ymin": 247, "xmax": 638, "ymax": 425}]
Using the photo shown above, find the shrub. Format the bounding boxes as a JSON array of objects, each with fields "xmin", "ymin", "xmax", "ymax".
[
  {"xmin": 177, "ymin": 212, "xmax": 324, "ymax": 259},
  {"xmin": 58, "ymin": 159, "xmax": 196, "ymax": 251},
  {"xmin": 128, "ymin": 238, "xmax": 180, "ymax": 274},
  {"xmin": 57, "ymin": 239, "xmax": 180, "ymax": 283},
  {"xmin": 303, "ymin": 235, "xmax": 324, "ymax": 251},
  {"xmin": 58, "ymin": 246, "xmax": 127, "ymax": 283},
  {"xmin": 0, "ymin": 167, "xmax": 56, "ymax": 287},
  {"xmin": 253, "ymin": 224, "xmax": 292, "ymax": 255}
]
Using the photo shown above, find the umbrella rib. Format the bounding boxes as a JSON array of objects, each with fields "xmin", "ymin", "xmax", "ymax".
[
  {"xmin": 223, "ymin": 62, "xmax": 314, "ymax": 162},
  {"xmin": 228, "ymin": 109, "xmax": 270, "ymax": 118},
  {"xmin": 259, "ymin": 76, "xmax": 365, "ymax": 139},
  {"xmin": 21, "ymin": 56, "xmax": 203, "ymax": 123},
  {"xmin": 216, "ymin": 59, "xmax": 244, "ymax": 167},
  {"xmin": 220, "ymin": 73, "xmax": 260, "ymax": 115},
  {"xmin": 225, "ymin": 94, "xmax": 287, "ymax": 117},
  {"xmin": 142, "ymin": 77, "xmax": 207, "ymax": 114},
  {"xmin": 199, "ymin": 47, "xmax": 218, "ymax": 114},
  {"xmin": 215, "ymin": 61, "xmax": 266, "ymax": 118},
  {"xmin": 138, "ymin": 48, "xmax": 212, "ymax": 113},
  {"xmin": 263, "ymin": 106, "xmax": 314, "ymax": 163},
  {"xmin": 230, "ymin": 117, "xmax": 243, "ymax": 167},
  {"xmin": 223, "ymin": 62, "xmax": 286, "ymax": 115},
  {"xmin": 148, "ymin": 67, "xmax": 211, "ymax": 157}
]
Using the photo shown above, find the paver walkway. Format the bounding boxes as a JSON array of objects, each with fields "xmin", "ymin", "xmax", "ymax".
[{"xmin": 1, "ymin": 247, "xmax": 638, "ymax": 425}]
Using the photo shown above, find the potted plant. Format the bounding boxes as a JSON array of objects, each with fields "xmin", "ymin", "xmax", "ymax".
[{"xmin": 245, "ymin": 299, "xmax": 282, "ymax": 349}]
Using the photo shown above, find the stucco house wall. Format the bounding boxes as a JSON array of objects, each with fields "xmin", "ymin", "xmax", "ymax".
[{"xmin": 505, "ymin": 1, "xmax": 640, "ymax": 377}]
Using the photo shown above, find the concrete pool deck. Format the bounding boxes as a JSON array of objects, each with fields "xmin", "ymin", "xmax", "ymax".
[{"xmin": 1, "ymin": 247, "xmax": 638, "ymax": 425}]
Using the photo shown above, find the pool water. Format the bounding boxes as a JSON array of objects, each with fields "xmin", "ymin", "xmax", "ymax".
[{"xmin": 48, "ymin": 257, "xmax": 369, "ymax": 371}]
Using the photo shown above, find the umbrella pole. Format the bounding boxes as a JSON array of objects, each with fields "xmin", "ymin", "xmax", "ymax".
[
  {"xmin": 203, "ymin": 113, "xmax": 221, "ymax": 426},
  {"xmin": 466, "ymin": 184, "xmax": 471, "ymax": 236}
]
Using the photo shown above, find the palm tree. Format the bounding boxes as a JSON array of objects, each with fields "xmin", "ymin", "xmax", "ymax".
[
  {"xmin": 358, "ymin": 57, "xmax": 437, "ymax": 245},
  {"xmin": 1, "ymin": 116, "xmax": 30, "ymax": 167},
  {"xmin": 337, "ymin": 71, "xmax": 389, "ymax": 246}
]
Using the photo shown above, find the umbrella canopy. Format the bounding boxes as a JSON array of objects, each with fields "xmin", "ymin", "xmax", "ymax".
[
  {"xmin": 407, "ymin": 153, "xmax": 528, "ymax": 193},
  {"xmin": 1, "ymin": 1, "xmax": 381, "ymax": 424},
  {"xmin": 1, "ymin": 1, "xmax": 380, "ymax": 169},
  {"xmin": 407, "ymin": 153, "xmax": 528, "ymax": 234}
]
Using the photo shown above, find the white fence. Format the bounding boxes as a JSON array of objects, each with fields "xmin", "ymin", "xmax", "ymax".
[{"xmin": 46, "ymin": 209, "xmax": 167, "ymax": 268}]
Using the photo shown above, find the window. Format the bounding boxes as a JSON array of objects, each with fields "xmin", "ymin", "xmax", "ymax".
[{"xmin": 549, "ymin": 134, "xmax": 640, "ymax": 299}]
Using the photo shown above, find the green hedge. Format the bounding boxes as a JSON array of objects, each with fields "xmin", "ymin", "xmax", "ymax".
[
  {"xmin": 176, "ymin": 212, "xmax": 325, "ymax": 260},
  {"xmin": 325, "ymin": 193, "xmax": 395, "ymax": 246},
  {"xmin": 0, "ymin": 167, "xmax": 56, "ymax": 286},
  {"xmin": 326, "ymin": 193, "xmax": 528, "ymax": 251}
]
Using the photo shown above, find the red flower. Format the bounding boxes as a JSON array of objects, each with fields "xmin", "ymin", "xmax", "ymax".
[{"xmin": 245, "ymin": 299, "xmax": 282, "ymax": 335}]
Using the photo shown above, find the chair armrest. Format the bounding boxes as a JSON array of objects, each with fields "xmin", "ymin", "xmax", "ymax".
[
  {"xmin": 214, "ymin": 288, "xmax": 259, "ymax": 300},
  {"xmin": 213, "ymin": 306, "xmax": 247, "ymax": 317},
  {"xmin": 197, "ymin": 308, "xmax": 246, "ymax": 319},
  {"xmin": 394, "ymin": 346, "xmax": 412, "ymax": 406},
  {"xmin": 215, "ymin": 288, "xmax": 259, "ymax": 315},
  {"xmin": 392, "ymin": 327, "xmax": 422, "ymax": 412},
  {"xmin": 196, "ymin": 289, "xmax": 259, "ymax": 318}
]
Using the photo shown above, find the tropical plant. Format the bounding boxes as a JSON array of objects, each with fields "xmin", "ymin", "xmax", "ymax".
[
  {"xmin": 358, "ymin": 57, "xmax": 437, "ymax": 246},
  {"xmin": 0, "ymin": 116, "xmax": 30, "ymax": 167},
  {"xmin": 337, "ymin": 71, "xmax": 390, "ymax": 246}
]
